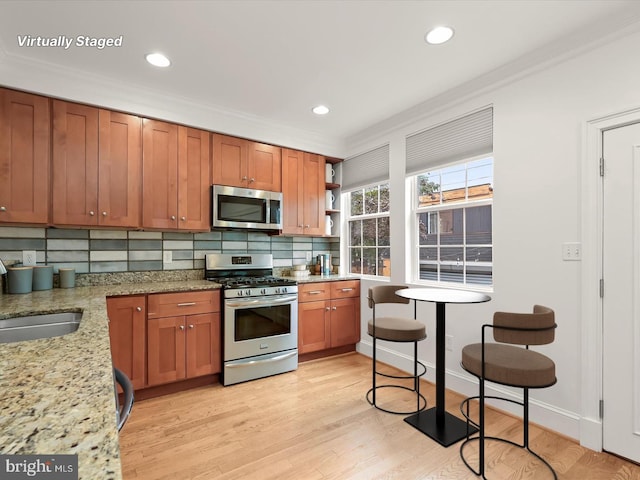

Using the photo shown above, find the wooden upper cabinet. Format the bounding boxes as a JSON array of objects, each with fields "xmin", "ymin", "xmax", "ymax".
[
  {"xmin": 213, "ymin": 133, "xmax": 281, "ymax": 191},
  {"xmin": 302, "ymin": 152, "xmax": 325, "ymax": 236},
  {"xmin": 0, "ymin": 88, "xmax": 50, "ymax": 225},
  {"xmin": 52, "ymin": 101, "xmax": 141, "ymax": 227},
  {"xmin": 212, "ymin": 133, "xmax": 247, "ymax": 188},
  {"xmin": 249, "ymin": 142, "xmax": 281, "ymax": 191},
  {"xmin": 282, "ymin": 149, "xmax": 324, "ymax": 235},
  {"xmin": 142, "ymin": 119, "xmax": 179, "ymax": 229},
  {"xmin": 143, "ymin": 120, "xmax": 210, "ymax": 231},
  {"xmin": 98, "ymin": 110, "xmax": 142, "ymax": 227},
  {"xmin": 281, "ymin": 148, "xmax": 304, "ymax": 234},
  {"xmin": 178, "ymin": 127, "xmax": 210, "ymax": 231}
]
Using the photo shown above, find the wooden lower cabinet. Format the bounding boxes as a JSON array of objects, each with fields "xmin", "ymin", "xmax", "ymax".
[
  {"xmin": 107, "ymin": 295, "xmax": 146, "ymax": 390},
  {"xmin": 298, "ymin": 280, "xmax": 360, "ymax": 355},
  {"xmin": 147, "ymin": 291, "xmax": 221, "ymax": 387}
]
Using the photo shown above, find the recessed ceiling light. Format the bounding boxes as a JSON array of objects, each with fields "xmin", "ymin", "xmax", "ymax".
[
  {"xmin": 145, "ymin": 53, "xmax": 171, "ymax": 67},
  {"xmin": 312, "ymin": 105, "xmax": 330, "ymax": 115},
  {"xmin": 425, "ymin": 26, "xmax": 454, "ymax": 45}
]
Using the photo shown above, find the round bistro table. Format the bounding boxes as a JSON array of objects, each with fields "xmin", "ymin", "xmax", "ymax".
[{"xmin": 396, "ymin": 287, "xmax": 491, "ymax": 447}]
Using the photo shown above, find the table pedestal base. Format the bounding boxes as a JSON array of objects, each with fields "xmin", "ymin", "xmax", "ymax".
[{"xmin": 404, "ymin": 408, "xmax": 477, "ymax": 447}]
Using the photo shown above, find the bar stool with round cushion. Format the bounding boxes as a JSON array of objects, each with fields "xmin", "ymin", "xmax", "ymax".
[
  {"xmin": 366, "ymin": 285, "xmax": 427, "ymax": 415},
  {"xmin": 459, "ymin": 305, "xmax": 557, "ymax": 479}
]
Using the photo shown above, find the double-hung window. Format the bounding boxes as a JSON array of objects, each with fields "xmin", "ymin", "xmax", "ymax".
[
  {"xmin": 413, "ymin": 158, "xmax": 493, "ymax": 285},
  {"xmin": 342, "ymin": 145, "xmax": 390, "ymax": 278},
  {"xmin": 406, "ymin": 107, "xmax": 494, "ymax": 288}
]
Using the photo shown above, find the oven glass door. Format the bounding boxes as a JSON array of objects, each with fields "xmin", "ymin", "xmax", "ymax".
[
  {"xmin": 235, "ymin": 303, "xmax": 291, "ymax": 341},
  {"xmin": 225, "ymin": 294, "xmax": 298, "ymax": 361}
]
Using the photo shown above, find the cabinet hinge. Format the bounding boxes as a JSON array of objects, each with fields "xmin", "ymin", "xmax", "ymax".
[
  {"xmin": 600, "ymin": 279, "xmax": 604, "ymax": 298},
  {"xmin": 600, "ymin": 157, "xmax": 605, "ymax": 177},
  {"xmin": 599, "ymin": 399, "xmax": 604, "ymax": 419}
]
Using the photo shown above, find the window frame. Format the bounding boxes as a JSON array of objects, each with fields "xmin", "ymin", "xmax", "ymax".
[
  {"xmin": 344, "ymin": 181, "xmax": 391, "ymax": 279},
  {"xmin": 410, "ymin": 156, "xmax": 493, "ymax": 291}
]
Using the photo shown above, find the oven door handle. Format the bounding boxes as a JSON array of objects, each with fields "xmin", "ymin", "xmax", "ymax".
[
  {"xmin": 225, "ymin": 294, "xmax": 298, "ymax": 308},
  {"xmin": 225, "ymin": 351, "xmax": 297, "ymax": 368}
]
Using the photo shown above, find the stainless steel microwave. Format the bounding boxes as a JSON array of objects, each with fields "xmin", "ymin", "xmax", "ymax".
[{"xmin": 212, "ymin": 185, "xmax": 282, "ymax": 231}]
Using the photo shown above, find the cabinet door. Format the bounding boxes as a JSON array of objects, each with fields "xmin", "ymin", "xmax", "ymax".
[
  {"xmin": 281, "ymin": 148, "xmax": 304, "ymax": 234},
  {"xmin": 142, "ymin": 119, "xmax": 178, "ymax": 229},
  {"xmin": 0, "ymin": 89, "xmax": 50, "ymax": 225},
  {"xmin": 298, "ymin": 300, "xmax": 331, "ymax": 354},
  {"xmin": 330, "ymin": 297, "xmax": 361, "ymax": 348},
  {"xmin": 249, "ymin": 142, "xmax": 281, "ymax": 192},
  {"xmin": 52, "ymin": 100, "xmax": 99, "ymax": 226},
  {"xmin": 302, "ymin": 153, "xmax": 326, "ymax": 236},
  {"xmin": 178, "ymin": 127, "xmax": 210, "ymax": 231},
  {"xmin": 98, "ymin": 110, "xmax": 141, "ymax": 228},
  {"xmin": 186, "ymin": 312, "xmax": 221, "ymax": 378},
  {"xmin": 107, "ymin": 295, "xmax": 146, "ymax": 390},
  {"xmin": 147, "ymin": 316, "xmax": 186, "ymax": 386},
  {"xmin": 212, "ymin": 133, "xmax": 248, "ymax": 188}
]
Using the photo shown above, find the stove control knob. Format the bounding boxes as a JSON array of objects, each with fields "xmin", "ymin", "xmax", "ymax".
[
  {"xmin": 245, "ymin": 289, "xmax": 251, "ymax": 296},
  {"xmin": 282, "ymin": 287, "xmax": 288, "ymax": 294},
  {"xmin": 237, "ymin": 290, "xmax": 243, "ymax": 297},
  {"xmin": 261, "ymin": 288, "xmax": 266, "ymax": 295},
  {"xmin": 275, "ymin": 287, "xmax": 280, "ymax": 294}
]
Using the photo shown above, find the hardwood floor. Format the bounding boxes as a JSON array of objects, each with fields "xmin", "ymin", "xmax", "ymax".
[{"xmin": 119, "ymin": 353, "xmax": 640, "ymax": 479}]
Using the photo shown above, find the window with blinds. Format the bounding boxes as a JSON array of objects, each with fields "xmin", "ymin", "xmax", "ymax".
[
  {"xmin": 408, "ymin": 107, "xmax": 494, "ymax": 288},
  {"xmin": 342, "ymin": 144, "xmax": 391, "ymax": 277}
]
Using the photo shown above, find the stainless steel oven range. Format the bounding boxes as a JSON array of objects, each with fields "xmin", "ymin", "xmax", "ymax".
[{"xmin": 205, "ymin": 253, "xmax": 298, "ymax": 386}]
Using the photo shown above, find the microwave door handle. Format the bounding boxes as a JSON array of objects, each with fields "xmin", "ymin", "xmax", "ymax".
[{"xmin": 226, "ymin": 294, "xmax": 297, "ymax": 308}]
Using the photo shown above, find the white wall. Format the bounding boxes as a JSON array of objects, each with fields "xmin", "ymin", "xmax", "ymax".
[{"xmin": 352, "ymin": 29, "xmax": 640, "ymax": 443}]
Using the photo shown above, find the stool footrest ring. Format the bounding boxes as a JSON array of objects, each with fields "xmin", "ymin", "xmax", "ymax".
[{"xmin": 366, "ymin": 384, "xmax": 427, "ymax": 415}]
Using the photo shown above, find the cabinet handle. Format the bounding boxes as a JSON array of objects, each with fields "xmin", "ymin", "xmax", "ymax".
[
  {"xmin": 305, "ymin": 225, "xmax": 310, "ymax": 228},
  {"xmin": 179, "ymin": 325, "xmax": 184, "ymax": 330},
  {"xmin": 89, "ymin": 211, "xmax": 95, "ymax": 216},
  {"xmin": 102, "ymin": 211, "xmax": 107, "ymax": 216},
  {"xmin": 298, "ymin": 224, "xmax": 303, "ymax": 228},
  {"xmin": 136, "ymin": 307, "xmax": 142, "ymax": 312},
  {"xmin": 181, "ymin": 216, "xmax": 186, "ymax": 221},
  {"xmin": 341, "ymin": 288, "xmax": 354, "ymax": 292},
  {"xmin": 326, "ymin": 307, "xmax": 330, "ymax": 311},
  {"xmin": 242, "ymin": 176, "xmax": 248, "ymax": 181},
  {"xmin": 249, "ymin": 178, "xmax": 255, "ymax": 183},
  {"xmin": 307, "ymin": 290, "xmax": 323, "ymax": 295},
  {"xmin": 0, "ymin": 206, "xmax": 6, "ymax": 211},
  {"xmin": 332, "ymin": 306, "xmax": 337, "ymax": 310},
  {"xmin": 188, "ymin": 324, "xmax": 194, "ymax": 329},
  {"xmin": 171, "ymin": 215, "xmax": 176, "ymax": 221},
  {"xmin": 177, "ymin": 302, "xmax": 196, "ymax": 307}
]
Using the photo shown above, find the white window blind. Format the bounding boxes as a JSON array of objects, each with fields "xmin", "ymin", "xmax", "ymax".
[
  {"xmin": 342, "ymin": 144, "xmax": 389, "ymax": 192},
  {"xmin": 406, "ymin": 107, "xmax": 493, "ymax": 175}
]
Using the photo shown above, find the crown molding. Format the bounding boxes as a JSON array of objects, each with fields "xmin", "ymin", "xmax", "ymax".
[
  {"xmin": 345, "ymin": 13, "xmax": 640, "ymax": 156},
  {"xmin": 0, "ymin": 45, "xmax": 346, "ymax": 158}
]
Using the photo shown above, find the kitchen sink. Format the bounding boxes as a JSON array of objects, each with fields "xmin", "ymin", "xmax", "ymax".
[{"xmin": 0, "ymin": 311, "xmax": 82, "ymax": 344}]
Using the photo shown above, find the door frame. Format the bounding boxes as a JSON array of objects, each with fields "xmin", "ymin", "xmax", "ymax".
[{"xmin": 582, "ymin": 106, "xmax": 640, "ymax": 451}]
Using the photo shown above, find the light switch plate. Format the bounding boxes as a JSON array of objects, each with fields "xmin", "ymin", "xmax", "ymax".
[{"xmin": 562, "ymin": 242, "xmax": 581, "ymax": 261}]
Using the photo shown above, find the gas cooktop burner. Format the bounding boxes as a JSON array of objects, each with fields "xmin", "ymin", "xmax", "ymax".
[{"xmin": 215, "ymin": 276, "xmax": 296, "ymax": 289}]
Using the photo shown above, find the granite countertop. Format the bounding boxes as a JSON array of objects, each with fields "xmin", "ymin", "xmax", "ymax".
[
  {"xmin": 0, "ymin": 280, "xmax": 221, "ymax": 480},
  {"xmin": 281, "ymin": 274, "xmax": 361, "ymax": 284}
]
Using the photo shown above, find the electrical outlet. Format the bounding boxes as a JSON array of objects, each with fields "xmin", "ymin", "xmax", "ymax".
[
  {"xmin": 446, "ymin": 334, "xmax": 453, "ymax": 352},
  {"xmin": 163, "ymin": 251, "xmax": 172, "ymax": 264},
  {"xmin": 305, "ymin": 251, "xmax": 312, "ymax": 262},
  {"xmin": 22, "ymin": 250, "xmax": 36, "ymax": 266},
  {"xmin": 562, "ymin": 242, "xmax": 581, "ymax": 261}
]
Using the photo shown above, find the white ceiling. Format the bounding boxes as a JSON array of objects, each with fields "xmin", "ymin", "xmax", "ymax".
[{"xmin": 1, "ymin": 0, "xmax": 640, "ymax": 153}]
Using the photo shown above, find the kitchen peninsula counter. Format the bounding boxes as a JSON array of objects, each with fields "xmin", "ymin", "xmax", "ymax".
[{"xmin": 0, "ymin": 280, "xmax": 221, "ymax": 480}]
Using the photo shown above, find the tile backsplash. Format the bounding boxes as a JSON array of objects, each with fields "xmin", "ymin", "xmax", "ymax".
[{"xmin": 0, "ymin": 227, "xmax": 340, "ymax": 274}]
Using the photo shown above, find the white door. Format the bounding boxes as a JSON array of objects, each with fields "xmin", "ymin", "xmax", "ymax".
[{"xmin": 602, "ymin": 122, "xmax": 640, "ymax": 463}]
